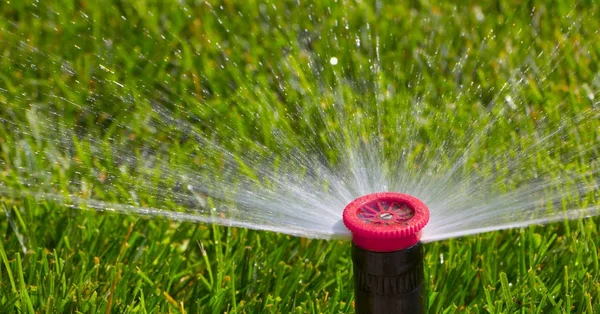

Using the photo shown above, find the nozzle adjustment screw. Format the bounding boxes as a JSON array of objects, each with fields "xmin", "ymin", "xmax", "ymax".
[{"xmin": 379, "ymin": 212, "xmax": 393, "ymax": 220}]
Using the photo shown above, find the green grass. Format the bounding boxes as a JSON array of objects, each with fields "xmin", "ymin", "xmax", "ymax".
[{"xmin": 1, "ymin": 0, "xmax": 599, "ymax": 313}]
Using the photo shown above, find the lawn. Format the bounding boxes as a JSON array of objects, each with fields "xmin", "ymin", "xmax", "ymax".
[{"xmin": 1, "ymin": 0, "xmax": 599, "ymax": 313}]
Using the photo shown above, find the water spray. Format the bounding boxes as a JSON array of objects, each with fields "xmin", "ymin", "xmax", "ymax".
[{"xmin": 343, "ymin": 192, "xmax": 430, "ymax": 314}]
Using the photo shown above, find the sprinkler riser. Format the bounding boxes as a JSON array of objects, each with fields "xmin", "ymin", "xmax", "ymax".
[
  {"xmin": 352, "ymin": 242, "xmax": 425, "ymax": 314},
  {"xmin": 343, "ymin": 192, "xmax": 429, "ymax": 313}
]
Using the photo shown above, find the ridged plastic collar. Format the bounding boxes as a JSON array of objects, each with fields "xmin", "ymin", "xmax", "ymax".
[{"xmin": 343, "ymin": 192, "xmax": 429, "ymax": 252}]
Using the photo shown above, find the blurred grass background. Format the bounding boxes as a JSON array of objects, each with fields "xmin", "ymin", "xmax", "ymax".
[{"xmin": 1, "ymin": 0, "xmax": 599, "ymax": 313}]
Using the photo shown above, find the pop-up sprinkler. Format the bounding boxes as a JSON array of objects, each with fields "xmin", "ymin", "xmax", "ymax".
[{"xmin": 343, "ymin": 192, "xmax": 430, "ymax": 314}]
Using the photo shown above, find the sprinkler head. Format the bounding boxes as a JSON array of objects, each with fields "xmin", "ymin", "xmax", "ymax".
[
  {"xmin": 343, "ymin": 192, "xmax": 430, "ymax": 314},
  {"xmin": 343, "ymin": 192, "xmax": 429, "ymax": 252}
]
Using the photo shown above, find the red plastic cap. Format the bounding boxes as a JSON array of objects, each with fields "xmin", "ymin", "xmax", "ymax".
[{"xmin": 343, "ymin": 192, "xmax": 430, "ymax": 252}]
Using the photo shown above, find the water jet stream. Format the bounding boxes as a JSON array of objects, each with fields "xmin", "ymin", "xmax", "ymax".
[{"xmin": 0, "ymin": 2, "xmax": 599, "ymax": 247}]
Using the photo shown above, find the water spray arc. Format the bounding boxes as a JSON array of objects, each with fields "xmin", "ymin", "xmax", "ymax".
[{"xmin": 343, "ymin": 193, "xmax": 430, "ymax": 314}]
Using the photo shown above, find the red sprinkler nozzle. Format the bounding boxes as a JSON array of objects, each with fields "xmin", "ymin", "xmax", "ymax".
[
  {"xmin": 343, "ymin": 192, "xmax": 429, "ymax": 252},
  {"xmin": 343, "ymin": 192, "xmax": 430, "ymax": 314}
]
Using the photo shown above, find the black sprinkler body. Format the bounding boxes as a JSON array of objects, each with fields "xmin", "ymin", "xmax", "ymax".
[
  {"xmin": 343, "ymin": 193, "xmax": 429, "ymax": 314},
  {"xmin": 352, "ymin": 242, "xmax": 425, "ymax": 313}
]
